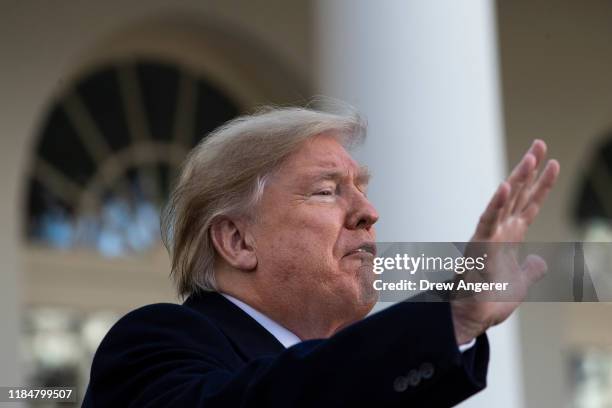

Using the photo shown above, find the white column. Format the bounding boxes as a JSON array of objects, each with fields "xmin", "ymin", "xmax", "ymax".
[{"xmin": 315, "ymin": 1, "xmax": 524, "ymax": 407}]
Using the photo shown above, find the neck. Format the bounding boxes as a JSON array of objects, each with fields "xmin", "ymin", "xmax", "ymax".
[
  {"xmin": 220, "ymin": 286, "xmax": 345, "ymax": 340},
  {"xmin": 215, "ymin": 266, "xmax": 368, "ymax": 340}
]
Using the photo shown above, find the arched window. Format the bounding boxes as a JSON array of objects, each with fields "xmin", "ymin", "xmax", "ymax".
[{"xmin": 27, "ymin": 60, "xmax": 239, "ymax": 256}]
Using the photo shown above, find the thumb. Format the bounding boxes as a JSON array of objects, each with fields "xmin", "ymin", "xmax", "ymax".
[{"xmin": 521, "ymin": 254, "xmax": 548, "ymax": 284}]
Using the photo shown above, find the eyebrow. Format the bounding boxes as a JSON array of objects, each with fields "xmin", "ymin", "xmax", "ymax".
[{"xmin": 305, "ymin": 165, "xmax": 371, "ymax": 186}]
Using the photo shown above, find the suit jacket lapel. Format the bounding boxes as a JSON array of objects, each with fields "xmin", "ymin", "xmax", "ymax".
[{"xmin": 183, "ymin": 291, "xmax": 285, "ymax": 361}]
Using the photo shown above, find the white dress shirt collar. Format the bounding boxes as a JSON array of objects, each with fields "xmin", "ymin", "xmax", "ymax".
[
  {"xmin": 221, "ymin": 293, "xmax": 475, "ymax": 353},
  {"xmin": 221, "ymin": 293, "xmax": 301, "ymax": 349}
]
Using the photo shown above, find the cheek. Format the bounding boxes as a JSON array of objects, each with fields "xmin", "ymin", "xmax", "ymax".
[
  {"xmin": 276, "ymin": 207, "xmax": 343, "ymax": 245},
  {"xmin": 268, "ymin": 229, "xmax": 334, "ymax": 266},
  {"xmin": 256, "ymin": 209, "xmax": 345, "ymax": 273}
]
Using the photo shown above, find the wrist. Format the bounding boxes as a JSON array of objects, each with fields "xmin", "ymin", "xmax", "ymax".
[{"xmin": 450, "ymin": 300, "xmax": 487, "ymax": 345}]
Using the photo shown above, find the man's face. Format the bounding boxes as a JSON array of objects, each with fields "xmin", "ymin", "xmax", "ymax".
[{"xmin": 250, "ymin": 134, "xmax": 379, "ymax": 328}]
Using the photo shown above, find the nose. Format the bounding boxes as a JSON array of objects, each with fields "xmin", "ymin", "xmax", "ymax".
[{"xmin": 346, "ymin": 190, "xmax": 379, "ymax": 231}]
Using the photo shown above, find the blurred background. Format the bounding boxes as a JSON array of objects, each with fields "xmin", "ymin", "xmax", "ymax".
[{"xmin": 1, "ymin": 0, "xmax": 612, "ymax": 406}]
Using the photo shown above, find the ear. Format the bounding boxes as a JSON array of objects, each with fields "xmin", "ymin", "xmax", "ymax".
[{"xmin": 210, "ymin": 217, "xmax": 257, "ymax": 271}]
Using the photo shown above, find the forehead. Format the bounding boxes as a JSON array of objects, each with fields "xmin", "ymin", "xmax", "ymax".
[{"xmin": 282, "ymin": 135, "xmax": 360, "ymax": 173}]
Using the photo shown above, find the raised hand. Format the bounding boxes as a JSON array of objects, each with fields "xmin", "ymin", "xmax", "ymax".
[
  {"xmin": 451, "ymin": 140, "xmax": 560, "ymax": 344},
  {"xmin": 473, "ymin": 139, "xmax": 560, "ymax": 243}
]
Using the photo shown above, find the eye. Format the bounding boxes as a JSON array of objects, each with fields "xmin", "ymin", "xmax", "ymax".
[{"xmin": 311, "ymin": 182, "xmax": 338, "ymax": 198}]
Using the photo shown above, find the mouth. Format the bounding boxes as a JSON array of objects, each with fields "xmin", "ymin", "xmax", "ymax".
[{"xmin": 344, "ymin": 242, "xmax": 377, "ymax": 258}]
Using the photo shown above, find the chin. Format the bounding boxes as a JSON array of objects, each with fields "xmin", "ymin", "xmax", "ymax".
[
  {"xmin": 349, "ymin": 289, "xmax": 378, "ymax": 319},
  {"xmin": 359, "ymin": 295, "xmax": 378, "ymax": 315},
  {"xmin": 356, "ymin": 273, "xmax": 379, "ymax": 311},
  {"xmin": 333, "ymin": 298, "xmax": 375, "ymax": 334}
]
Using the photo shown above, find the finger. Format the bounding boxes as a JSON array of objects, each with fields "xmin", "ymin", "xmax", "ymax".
[
  {"xmin": 505, "ymin": 140, "xmax": 547, "ymax": 217},
  {"xmin": 474, "ymin": 181, "xmax": 510, "ymax": 239},
  {"xmin": 502, "ymin": 153, "xmax": 536, "ymax": 220},
  {"xmin": 511, "ymin": 169, "xmax": 537, "ymax": 215},
  {"xmin": 521, "ymin": 254, "xmax": 548, "ymax": 285},
  {"xmin": 521, "ymin": 159, "xmax": 560, "ymax": 225},
  {"xmin": 511, "ymin": 140, "xmax": 547, "ymax": 211},
  {"xmin": 529, "ymin": 139, "xmax": 548, "ymax": 168}
]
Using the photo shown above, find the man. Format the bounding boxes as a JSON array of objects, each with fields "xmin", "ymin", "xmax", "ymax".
[{"xmin": 83, "ymin": 105, "xmax": 559, "ymax": 407}]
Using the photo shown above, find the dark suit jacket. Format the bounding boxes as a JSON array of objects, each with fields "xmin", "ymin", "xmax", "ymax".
[{"xmin": 83, "ymin": 292, "xmax": 489, "ymax": 407}]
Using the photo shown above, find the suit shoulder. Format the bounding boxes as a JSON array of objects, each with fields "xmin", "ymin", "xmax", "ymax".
[
  {"xmin": 93, "ymin": 302, "xmax": 232, "ymax": 364},
  {"xmin": 112, "ymin": 302, "xmax": 198, "ymax": 327},
  {"xmin": 86, "ymin": 304, "xmax": 237, "ymax": 406}
]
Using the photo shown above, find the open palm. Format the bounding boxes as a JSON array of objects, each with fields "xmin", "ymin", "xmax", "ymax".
[{"xmin": 452, "ymin": 140, "xmax": 560, "ymax": 344}]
